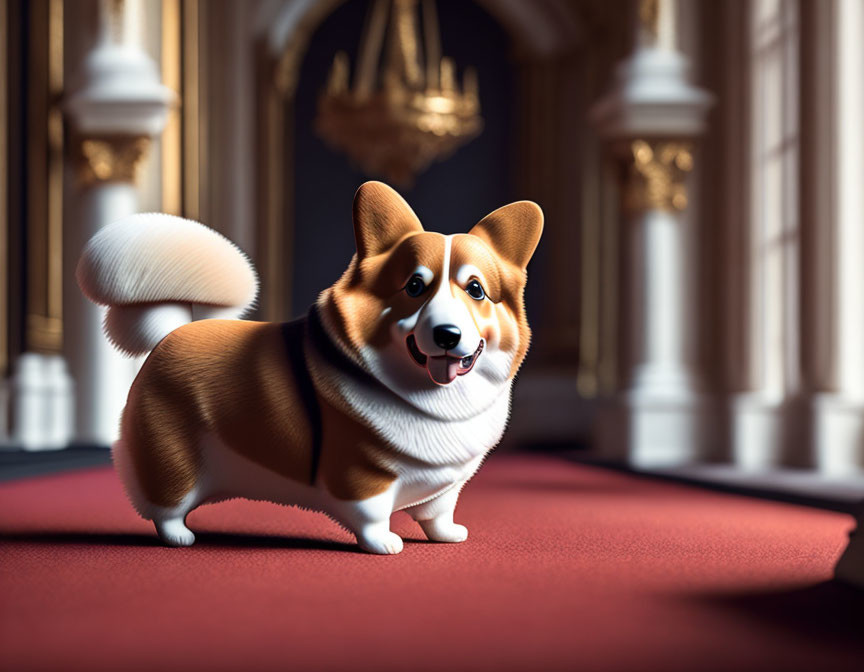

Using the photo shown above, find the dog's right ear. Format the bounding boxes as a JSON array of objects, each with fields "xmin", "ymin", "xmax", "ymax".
[
  {"xmin": 469, "ymin": 201, "xmax": 543, "ymax": 270},
  {"xmin": 353, "ymin": 181, "xmax": 424, "ymax": 258}
]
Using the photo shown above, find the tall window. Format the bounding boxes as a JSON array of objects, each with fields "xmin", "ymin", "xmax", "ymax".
[{"xmin": 750, "ymin": 0, "xmax": 799, "ymax": 399}]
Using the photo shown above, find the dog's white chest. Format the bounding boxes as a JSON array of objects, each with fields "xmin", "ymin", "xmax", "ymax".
[
  {"xmin": 391, "ymin": 457, "xmax": 483, "ymax": 511},
  {"xmin": 335, "ymin": 378, "xmax": 513, "ymax": 467}
]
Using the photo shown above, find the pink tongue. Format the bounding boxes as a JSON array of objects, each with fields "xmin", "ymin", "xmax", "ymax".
[{"xmin": 427, "ymin": 357, "xmax": 460, "ymax": 384}]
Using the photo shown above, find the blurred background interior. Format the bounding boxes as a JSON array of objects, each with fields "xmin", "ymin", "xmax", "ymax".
[
  {"xmin": 5, "ymin": 3, "xmax": 864, "ymax": 668},
  {"xmin": 1, "ymin": 0, "xmax": 864, "ymax": 506}
]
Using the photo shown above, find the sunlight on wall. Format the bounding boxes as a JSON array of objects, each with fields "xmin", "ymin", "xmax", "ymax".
[{"xmin": 750, "ymin": 0, "xmax": 799, "ymax": 400}]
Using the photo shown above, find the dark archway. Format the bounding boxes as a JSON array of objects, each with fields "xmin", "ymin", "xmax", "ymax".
[{"xmin": 290, "ymin": 0, "xmax": 515, "ymax": 315}]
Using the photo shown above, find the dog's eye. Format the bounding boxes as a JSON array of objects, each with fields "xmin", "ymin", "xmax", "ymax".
[
  {"xmin": 405, "ymin": 274, "xmax": 427, "ymax": 298},
  {"xmin": 466, "ymin": 279, "xmax": 485, "ymax": 301}
]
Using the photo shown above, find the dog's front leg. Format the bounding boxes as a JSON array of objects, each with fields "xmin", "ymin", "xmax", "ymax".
[
  {"xmin": 406, "ymin": 482, "xmax": 469, "ymax": 543},
  {"xmin": 335, "ymin": 488, "xmax": 403, "ymax": 555}
]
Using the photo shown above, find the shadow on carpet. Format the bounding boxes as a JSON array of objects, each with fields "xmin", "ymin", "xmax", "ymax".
[
  {"xmin": 0, "ymin": 530, "xmax": 360, "ymax": 552},
  {"xmin": 691, "ymin": 580, "xmax": 864, "ymax": 650}
]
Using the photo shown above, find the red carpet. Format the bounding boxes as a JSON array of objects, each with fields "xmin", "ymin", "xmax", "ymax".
[{"xmin": 1, "ymin": 454, "xmax": 862, "ymax": 672}]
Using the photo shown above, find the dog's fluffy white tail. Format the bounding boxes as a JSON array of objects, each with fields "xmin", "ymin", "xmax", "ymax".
[{"xmin": 77, "ymin": 213, "xmax": 258, "ymax": 356}]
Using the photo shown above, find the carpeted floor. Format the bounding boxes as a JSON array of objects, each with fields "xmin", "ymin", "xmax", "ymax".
[{"xmin": 1, "ymin": 454, "xmax": 862, "ymax": 672}]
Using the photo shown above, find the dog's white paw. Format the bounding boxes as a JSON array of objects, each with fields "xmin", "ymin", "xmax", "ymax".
[
  {"xmin": 419, "ymin": 519, "xmax": 469, "ymax": 543},
  {"xmin": 155, "ymin": 518, "xmax": 196, "ymax": 547},
  {"xmin": 357, "ymin": 529, "xmax": 404, "ymax": 555}
]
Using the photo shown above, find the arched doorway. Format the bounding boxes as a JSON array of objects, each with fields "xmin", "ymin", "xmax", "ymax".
[
  {"xmin": 290, "ymin": 0, "xmax": 515, "ymax": 314},
  {"xmin": 255, "ymin": 0, "xmax": 632, "ymax": 444}
]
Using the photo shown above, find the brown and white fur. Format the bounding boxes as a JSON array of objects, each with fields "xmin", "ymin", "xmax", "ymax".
[{"xmin": 77, "ymin": 182, "xmax": 543, "ymax": 554}]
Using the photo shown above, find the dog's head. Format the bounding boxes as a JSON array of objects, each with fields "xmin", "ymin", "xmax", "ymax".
[{"xmin": 320, "ymin": 181, "xmax": 543, "ymax": 419}]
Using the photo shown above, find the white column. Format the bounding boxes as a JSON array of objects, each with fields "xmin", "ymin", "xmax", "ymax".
[
  {"xmin": 629, "ymin": 214, "xmax": 688, "ymax": 395},
  {"xmin": 8, "ymin": 354, "xmax": 74, "ymax": 450},
  {"xmin": 63, "ymin": 0, "xmax": 173, "ymax": 446},
  {"xmin": 591, "ymin": 0, "xmax": 713, "ymax": 467},
  {"xmin": 810, "ymin": 0, "xmax": 864, "ymax": 477},
  {"xmin": 726, "ymin": 0, "xmax": 803, "ymax": 472},
  {"xmin": 826, "ymin": 0, "xmax": 864, "ymax": 593},
  {"xmin": 624, "ymin": 145, "xmax": 696, "ymax": 399},
  {"xmin": 65, "ymin": 183, "xmax": 140, "ymax": 444}
]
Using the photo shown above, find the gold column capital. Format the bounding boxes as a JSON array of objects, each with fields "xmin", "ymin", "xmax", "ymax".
[
  {"xmin": 623, "ymin": 139, "xmax": 693, "ymax": 213},
  {"xmin": 74, "ymin": 134, "xmax": 151, "ymax": 185}
]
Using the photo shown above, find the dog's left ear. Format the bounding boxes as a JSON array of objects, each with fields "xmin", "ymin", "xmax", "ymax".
[
  {"xmin": 469, "ymin": 201, "xmax": 544, "ymax": 269},
  {"xmin": 353, "ymin": 181, "xmax": 424, "ymax": 258}
]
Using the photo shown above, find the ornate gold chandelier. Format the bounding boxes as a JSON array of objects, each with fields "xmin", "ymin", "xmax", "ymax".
[{"xmin": 315, "ymin": 0, "xmax": 483, "ymax": 186}]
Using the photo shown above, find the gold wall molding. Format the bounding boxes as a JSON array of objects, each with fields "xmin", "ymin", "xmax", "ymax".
[
  {"xmin": 158, "ymin": 0, "xmax": 206, "ymax": 220},
  {"xmin": 25, "ymin": 0, "xmax": 64, "ymax": 355},
  {"xmin": 157, "ymin": 0, "xmax": 208, "ymax": 222},
  {"xmin": 257, "ymin": 46, "xmax": 290, "ymax": 322},
  {"xmin": 26, "ymin": 315, "xmax": 63, "ymax": 353},
  {"xmin": 182, "ymin": 0, "xmax": 207, "ymax": 223},
  {"xmin": 160, "ymin": 0, "xmax": 182, "ymax": 215},
  {"xmin": 640, "ymin": 0, "xmax": 660, "ymax": 39},
  {"xmin": 75, "ymin": 135, "xmax": 152, "ymax": 184},
  {"xmin": 0, "ymin": 0, "xmax": 8, "ymax": 373},
  {"xmin": 257, "ymin": 0, "xmax": 340, "ymax": 322},
  {"xmin": 624, "ymin": 139, "xmax": 693, "ymax": 213}
]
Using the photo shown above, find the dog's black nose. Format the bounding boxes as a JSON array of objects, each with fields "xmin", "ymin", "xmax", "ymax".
[{"xmin": 433, "ymin": 324, "xmax": 461, "ymax": 351}]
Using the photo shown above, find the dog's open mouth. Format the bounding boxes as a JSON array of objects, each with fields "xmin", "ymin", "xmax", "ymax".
[{"xmin": 407, "ymin": 335, "xmax": 484, "ymax": 385}]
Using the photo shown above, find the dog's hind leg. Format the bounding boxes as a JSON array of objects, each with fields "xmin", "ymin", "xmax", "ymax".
[
  {"xmin": 154, "ymin": 516, "xmax": 195, "ymax": 547},
  {"xmin": 117, "ymin": 384, "xmax": 208, "ymax": 547},
  {"xmin": 152, "ymin": 487, "xmax": 201, "ymax": 547},
  {"xmin": 114, "ymin": 432, "xmax": 204, "ymax": 547}
]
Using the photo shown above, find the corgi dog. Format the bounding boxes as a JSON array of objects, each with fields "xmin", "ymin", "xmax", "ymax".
[{"xmin": 77, "ymin": 182, "xmax": 543, "ymax": 554}]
